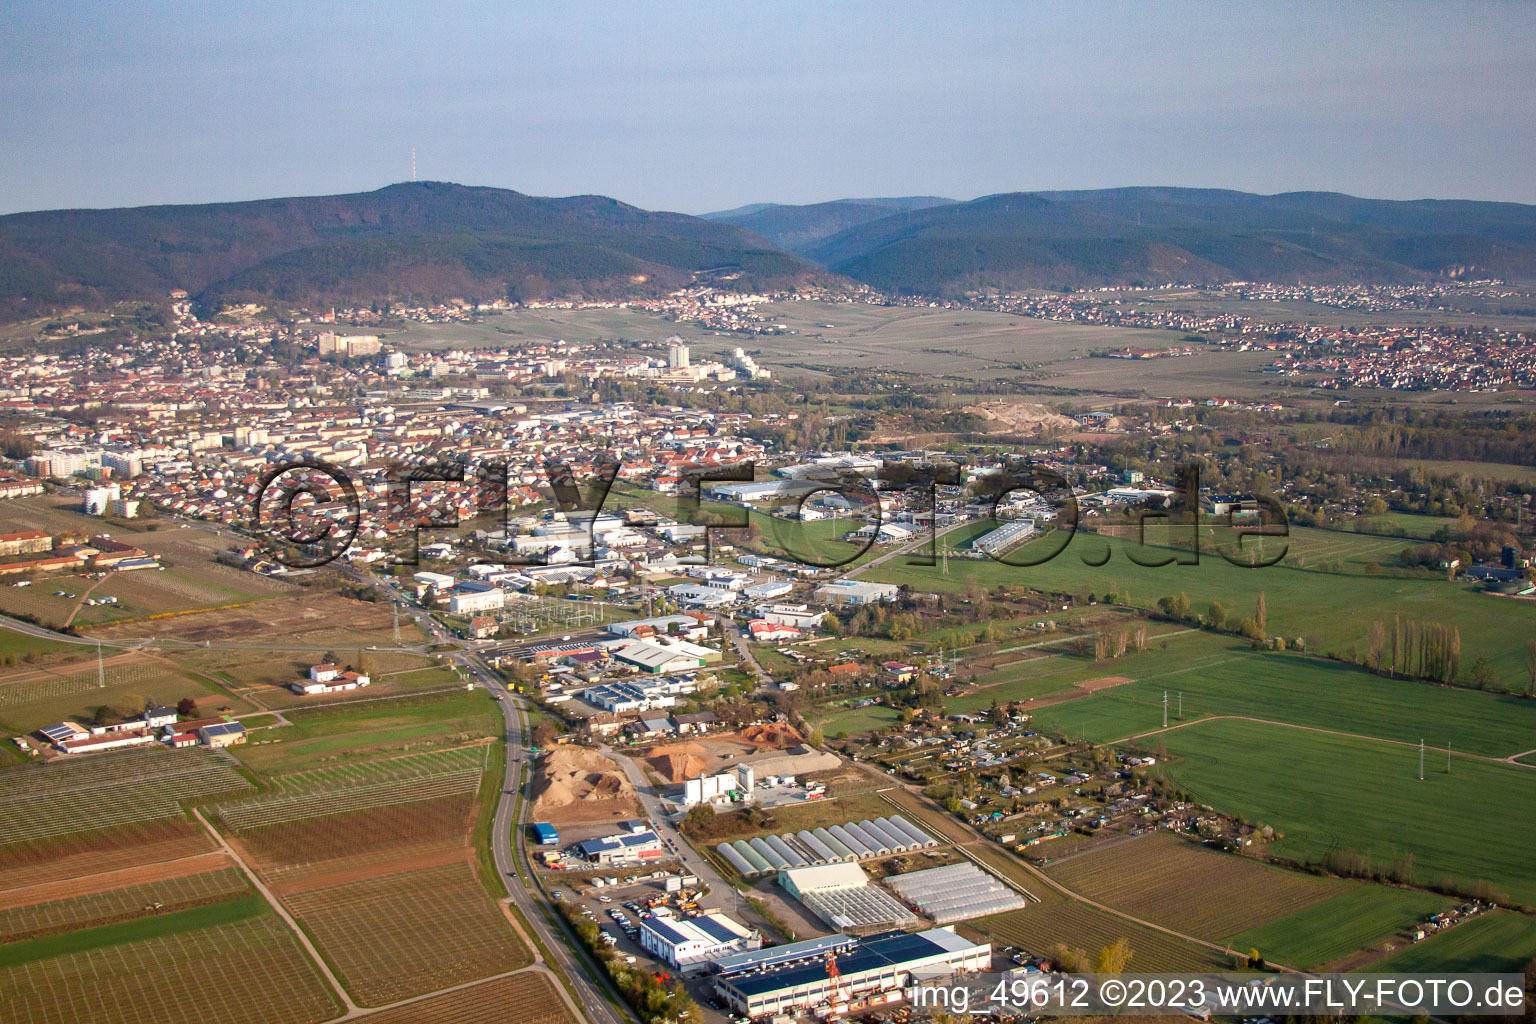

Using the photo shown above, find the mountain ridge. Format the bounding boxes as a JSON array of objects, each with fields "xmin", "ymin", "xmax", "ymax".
[
  {"xmin": 733, "ymin": 187, "xmax": 1536, "ymax": 293},
  {"xmin": 0, "ymin": 181, "xmax": 832, "ymax": 320}
]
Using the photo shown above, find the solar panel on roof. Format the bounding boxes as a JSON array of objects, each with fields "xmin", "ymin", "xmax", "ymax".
[{"xmin": 645, "ymin": 918, "xmax": 690, "ymax": 945}]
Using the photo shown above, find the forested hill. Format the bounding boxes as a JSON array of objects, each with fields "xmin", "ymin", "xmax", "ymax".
[
  {"xmin": 0, "ymin": 181, "xmax": 833, "ymax": 320},
  {"xmin": 755, "ymin": 187, "xmax": 1536, "ymax": 294},
  {"xmin": 703, "ymin": 196, "xmax": 957, "ymax": 254}
]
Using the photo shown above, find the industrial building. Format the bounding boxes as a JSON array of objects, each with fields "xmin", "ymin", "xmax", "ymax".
[
  {"xmin": 813, "ymin": 580, "xmax": 900, "ymax": 606},
  {"xmin": 778, "ymin": 862, "xmax": 919, "ymax": 933},
  {"xmin": 971, "ymin": 518, "xmax": 1037, "ymax": 557},
  {"xmin": 574, "ymin": 828, "xmax": 665, "ymax": 866},
  {"xmin": 638, "ymin": 911, "xmax": 760, "ymax": 970},
  {"xmin": 712, "ymin": 928, "xmax": 991, "ymax": 1018},
  {"xmin": 885, "ymin": 862, "xmax": 1026, "ymax": 925},
  {"xmin": 530, "ymin": 823, "xmax": 559, "ymax": 845},
  {"xmin": 683, "ymin": 764, "xmax": 754, "ymax": 807}
]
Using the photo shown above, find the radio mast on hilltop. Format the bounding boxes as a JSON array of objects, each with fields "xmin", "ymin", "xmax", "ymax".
[{"xmin": 411, "ymin": 148, "xmax": 417, "ymax": 182}]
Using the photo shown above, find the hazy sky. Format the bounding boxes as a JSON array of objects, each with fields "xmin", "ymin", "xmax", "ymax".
[{"xmin": 3, "ymin": 1, "xmax": 1535, "ymax": 215}]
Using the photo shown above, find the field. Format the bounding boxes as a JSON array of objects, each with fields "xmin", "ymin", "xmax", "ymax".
[
  {"xmin": 813, "ymin": 704, "xmax": 902, "ymax": 736},
  {"xmin": 862, "ymin": 522, "xmax": 1536, "ymax": 685},
  {"xmin": 1146, "ymin": 719, "xmax": 1536, "ymax": 905},
  {"xmin": 229, "ymin": 689, "xmax": 500, "ymax": 773},
  {"xmin": 84, "ymin": 591, "xmax": 406, "ymax": 647},
  {"xmin": 0, "ymin": 864, "xmax": 249, "ymax": 943},
  {"xmin": 0, "ymin": 747, "xmax": 252, "ymax": 848},
  {"xmin": 1027, "ymin": 641, "xmax": 1536, "ymax": 757},
  {"xmin": 0, "ymin": 819, "xmax": 218, "ymax": 893},
  {"xmin": 0, "ymin": 911, "xmax": 341, "ymax": 1024},
  {"xmin": 711, "ymin": 300, "xmax": 1179, "ymax": 383},
  {"xmin": 0, "ymin": 627, "xmax": 77, "ymax": 663},
  {"xmin": 972, "ymin": 901, "xmax": 1229, "ymax": 971},
  {"xmin": 348, "ymin": 972, "xmax": 577, "ymax": 1024},
  {"xmin": 0, "ymin": 653, "xmax": 251, "ymax": 732},
  {"xmin": 212, "ymin": 746, "xmax": 531, "ymax": 1006},
  {"xmin": 1363, "ymin": 910, "xmax": 1536, "ymax": 974},
  {"xmin": 1044, "ymin": 832, "xmax": 1344, "ymax": 941},
  {"xmin": 0, "ymin": 502, "xmax": 293, "ymax": 631},
  {"xmin": 1227, "ymin": 886, "xmax": 1450, "ymax": 970},
  {"xmin": 282, "ymin": 861, "xmax": 525, "ymax": 1004}
]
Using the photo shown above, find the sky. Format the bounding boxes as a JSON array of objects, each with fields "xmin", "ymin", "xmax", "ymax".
[{"xmin": 3, "ymin": 1, "xmax": 1535, "ymax": 216}]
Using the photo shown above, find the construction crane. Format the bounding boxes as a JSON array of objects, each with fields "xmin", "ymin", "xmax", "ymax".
[{"xmin": 819, "ymin": 949, "xmax": 848, "ymax": 1019}]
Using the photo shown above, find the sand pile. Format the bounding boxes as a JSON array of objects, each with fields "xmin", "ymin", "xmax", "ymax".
[
  {"xmin": 532, "ymin": 747, "xmax": 639, "ymax": 822},
  {"xmin": 739, "ymin": 723, "xmax": 805, "ymax": 749},
  {"xmin": 649, "ymin": 751, "xmax": 710, "ymax": 783},
  {"xmin": 964, "ymin": 401, "xmax": 1083, "ymax": 436}
]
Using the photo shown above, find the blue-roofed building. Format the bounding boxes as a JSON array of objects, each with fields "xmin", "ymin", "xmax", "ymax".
[
  {"xmin": 530, "ymin": 823, "xmax": 559, "ymax": 845},
  {"xmin": 638, "ymin": 911, "xmax": 760, "ymax": 969},
  {"xmin": 713, "ymin": 928, "xmax": 991, "ymax": 1018},
  {"xmin": 574, "ymin": 829, "xmax": 665, "ymax": 866}
]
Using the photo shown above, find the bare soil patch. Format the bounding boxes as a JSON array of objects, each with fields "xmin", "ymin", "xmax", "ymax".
[
  {"xmin": 533, "ymin": 746, "xmax": 640, "ymax": 824},
  {"xmin": 1076, "ymin": 675, "xmax": 1136, "ymax": 692}
]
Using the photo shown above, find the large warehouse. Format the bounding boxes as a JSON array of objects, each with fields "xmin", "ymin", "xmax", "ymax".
[
  {"xmin": 638, "ymin": 911, "xmax": 760, "ymax": 969},
  {"xmin": 713, "ymin": 927, "xmax": 991, "ymax": 1018}
]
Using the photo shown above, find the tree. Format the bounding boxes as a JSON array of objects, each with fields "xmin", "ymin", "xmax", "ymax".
[
  {"xmin": 680, "ymin": 804, "xmax": 714, "ymax": 835},
  {"xmin": 1254, "ymin": 592, "xmax": 1268, "ymax": 639},
  {"xmin": 1206, "ymin": 600, "xmax": 1228, "ymax": 630},
  {"xmin": 321, "ymin": 650, "xmax": 339, "ymax": 666},
  {"xmin": 1524, "ymin": 640, "xmax": 1536, "ymax": 698},
  {"xmin": 1366, "ymin": 621, "xmax": 1386, "ymax": 674},
  {"xmin": 1095, "ymin": 937, "xmax": 1134, "ymax": 974},
  {"xmin": 531, "ymin": 720, "xmax": 558, "ymax": 748},
  {"xmin": 1472, "ymin": 657, "xmax": 1498, "ymax": 690},
  {"xmin": 175, "ymin": 697, "xmax": 197, "ymax": 717}
]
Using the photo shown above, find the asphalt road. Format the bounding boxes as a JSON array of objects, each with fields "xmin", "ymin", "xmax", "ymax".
[{"xmin": 455, "ymin": 649, "xmax": 632, "ymax": 1024}]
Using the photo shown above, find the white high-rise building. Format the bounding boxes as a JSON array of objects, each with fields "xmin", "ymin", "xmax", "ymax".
[
  {"xmin": 669, "ymin": 343, "xmax": 690, "ymax": 369},
  {"xmin": 82, "ymin": 484, "xmax": 121, "ymax": 515}
]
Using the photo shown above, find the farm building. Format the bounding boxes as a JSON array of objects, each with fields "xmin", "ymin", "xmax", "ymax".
[
  {"xmin": 639, "ymin": 911, "xmax": 760, "ymax": 970},
  {"xmin": 199, "ymin": 722, "xmax": 247, "ymax": 748},
  {"xmin": 56, "ymin": 729, "xmax": 157, "ymax": 755},
  {"xmin": 712, "ymin": 928, "xmax": 991, "ymax": 1018},
  {"xmin": 884, "ymin": 862, "xmax": 1025, "ymax": 925},
  {"xmin": 530, "ymin": 823, "xmax": 559, "ymax": 845}
]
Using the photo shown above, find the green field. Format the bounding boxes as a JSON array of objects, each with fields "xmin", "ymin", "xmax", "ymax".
[
  {"xmin": 1030, "ymin": 643, "xmax": 1536, "ymax": 757},
  {"xmin": 0, "ymin": 629, "xmax": 78, "ymax": 662},
  {"xmin": 812, "ymin": 704, "xmax": 902, "ymax": 736},
  {"xmin": 1363, "ymin": 910, "xmax": 1536, "ymax": 974},
  {"xmin": 230, "ymin": 690, "xmax": 500, "ymax": 773},
  {"xmin": 863, "ymin": 523, "xmax": 1536, "ymax": 686},
  {"xmin": 1227, "ymin": 886, "xmax": 1450, "ymax": 970},
  {"xmin": 0, "ymin": 893, "xmax": 269, "ymax": 969},
  {"xmin": 1148, "ymin": 719, "xmax": 1536, "ymax": 905}
]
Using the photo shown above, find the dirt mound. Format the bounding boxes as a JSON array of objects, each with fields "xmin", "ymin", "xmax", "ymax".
[
  {"xmin": 964, "ymin": 401, "xmax": 1083, "ymax": 436},
  {"xmin": 532, "ymin": 747, "xmax": 639, "ymax": 823},
  {"xmin": 649, "ymin": 752, "xmax": 710, "ymax": 783},
  {"xmin": 739, "ymin": 723, "xmax": 805, "ymax": 748},
  {"xmin": 645, "ymin": 741, "xmax": 705, "ymax": 758}
]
